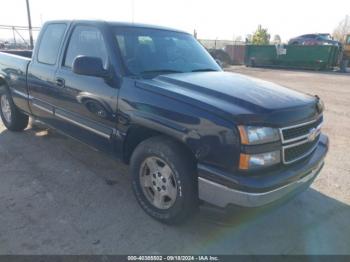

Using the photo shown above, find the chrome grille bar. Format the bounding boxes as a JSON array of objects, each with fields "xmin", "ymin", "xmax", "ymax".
[
  {"xmin": 279, "ymin": 115, "xmax": 323, "ymax": 164},
  {"xmin": 279, "ymin": 116, "xmax": 323, "ymax": 144}
]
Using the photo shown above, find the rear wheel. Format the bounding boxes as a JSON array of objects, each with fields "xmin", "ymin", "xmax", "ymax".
[
  {"xmin": 0, "ymin": 88, "xmax": 29, "ymax": 132},
  {"xmin": 130, "ymin": 136, "xmax": 198, "ymax": 224}
]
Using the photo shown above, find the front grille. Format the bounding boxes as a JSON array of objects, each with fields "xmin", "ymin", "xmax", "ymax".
[
  {"xmin": 280, "ymin": 116, "xmax": 323, "ymax": 164},
  {"xmin": 283, "ymin": 135, "xmax": 320, "ymax": 163},
  {"xmin": 281, "ymin": 116, "xmax": 323, "ymax": 143}
]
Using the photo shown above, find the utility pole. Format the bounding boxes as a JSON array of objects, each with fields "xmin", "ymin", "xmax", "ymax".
[
  {"xmin": 25, "ymin": 0, "xmax": 34, "ymax": 49},
  {"xmin": 12, "ymin": 27, "xmax": 17, "ymax": 47}
]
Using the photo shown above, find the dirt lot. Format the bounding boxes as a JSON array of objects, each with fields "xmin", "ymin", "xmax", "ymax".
[{"xmin": 0, "ymin": 67, "xmax": 349, "ymax": 255}]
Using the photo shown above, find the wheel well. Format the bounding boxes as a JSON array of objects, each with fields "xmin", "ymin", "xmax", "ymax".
[
  {"xmin": 122, "ymin": 126, "xmax": 160, "ymax": 164},
  {"xmin": 122, "ymin": 126, "xmax": 197, "ymax": 166},
  {"xmin": 0, "ymin": 77, "xmax": 6, "ymax": 86},
  {"xmin": 0, "ymin": 77, "xmax": 8, "ymax": 94}
]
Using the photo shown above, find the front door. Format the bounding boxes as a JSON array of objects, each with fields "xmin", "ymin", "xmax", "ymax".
[{"xmin": 51, "ymin": 25, "xmax": 120, "ymax": 153}]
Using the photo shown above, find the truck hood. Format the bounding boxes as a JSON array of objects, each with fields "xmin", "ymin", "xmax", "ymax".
[{"xmin": 136, "ymin": 72, "xmax": 320, "ymax": 126}]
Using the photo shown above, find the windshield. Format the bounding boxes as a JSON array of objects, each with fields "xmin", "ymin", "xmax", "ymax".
[{"xmin": 114, "ymin": 27, "xmax": 221, "ymax": 77}]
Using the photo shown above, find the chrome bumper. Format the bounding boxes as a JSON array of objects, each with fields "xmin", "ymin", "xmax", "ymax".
[{"xmin": 198, "ymin": 161, "xmax": 324, "ymax": 208}]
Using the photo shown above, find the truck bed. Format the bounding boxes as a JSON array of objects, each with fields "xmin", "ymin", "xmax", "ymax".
[
  {"xmin": 0, "ymin": 51, "xmax": 32, "ymax": 113},
  {"xmin": 0, "ymin": 50, "xmax": 32, "ymax": 58},
  {"xmin": 0, "ymin": 50, "xmax": 31, "ymax": 71}
]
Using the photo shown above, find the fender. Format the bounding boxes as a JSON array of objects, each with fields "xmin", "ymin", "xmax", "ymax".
[{"xmin": 117, "ymin": 76, "xmax": 240, "ymax": 170}]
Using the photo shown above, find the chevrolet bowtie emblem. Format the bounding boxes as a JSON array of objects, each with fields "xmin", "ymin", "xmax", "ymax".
[{"xmin": 308, "ymin": 128, "xmax": 317, "ymax": 142}]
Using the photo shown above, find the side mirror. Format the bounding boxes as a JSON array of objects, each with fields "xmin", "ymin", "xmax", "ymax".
[{"xmin": 73, "ymin": 56, "xmax": 108, "ymax": 78}]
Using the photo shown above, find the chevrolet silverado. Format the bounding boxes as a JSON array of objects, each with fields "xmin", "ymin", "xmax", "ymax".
[{"xmin": 0, "ymin": 20, "xmax": 329, "ymax": 224}]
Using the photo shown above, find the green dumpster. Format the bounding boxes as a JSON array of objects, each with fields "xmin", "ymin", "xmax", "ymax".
[
  {"xmin": 245, "ymin": 45, "xmax": 277, "ymax": 67},
  {"xmin": 245, "ymin": 44, "xmax": 341, "ymax": 70}
]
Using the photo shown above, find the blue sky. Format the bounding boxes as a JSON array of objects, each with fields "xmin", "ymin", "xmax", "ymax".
[{"xmin": 0, "ymin": 0, "xmax": 349, "ymax": 42}]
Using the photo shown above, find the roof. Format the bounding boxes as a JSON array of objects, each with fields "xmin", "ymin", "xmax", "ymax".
[
  {"xmin": 107, "ymin": 21, "xmax": 187, "ymax": 34},
  {"xmin": 44, "ymin": 19, "xmax": 188, "ymax": 34}
]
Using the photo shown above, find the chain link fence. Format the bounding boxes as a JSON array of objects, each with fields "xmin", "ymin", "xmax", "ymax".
[{"xmin": 0, "ymin": 25, "xmax": 40, "ymax": 50}]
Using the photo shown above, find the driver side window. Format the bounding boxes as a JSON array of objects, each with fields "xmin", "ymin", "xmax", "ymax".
[{"xmin": 64, "ymin": 25, "xmax": 108, "ymax": 69}]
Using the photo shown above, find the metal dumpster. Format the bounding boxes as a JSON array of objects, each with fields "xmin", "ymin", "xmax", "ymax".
[
  {"xmin": 245, "ymin": 45, "xmax": 276, "ymax": 67},
  {"xmin": 245, "ymin": 44, "xmax": 341, "ymax": 70},
  {"xmin": 225, "ymin": 45, "xmax": 246, "ymax": 65}
]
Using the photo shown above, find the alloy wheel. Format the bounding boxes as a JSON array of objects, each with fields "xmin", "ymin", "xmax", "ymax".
[{"xmin": 139, "ymin": 157, "xmax": 178, "ymax": 209}]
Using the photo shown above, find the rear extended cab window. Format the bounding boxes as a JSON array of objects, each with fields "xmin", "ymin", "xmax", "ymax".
[{"xmin": 37, "ymin": 23, "xmax": 67, "ymax": 65}]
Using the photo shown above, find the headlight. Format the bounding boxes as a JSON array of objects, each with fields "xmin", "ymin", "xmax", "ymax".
[
  {"xmin": 239, "ymin": 150, "xmax": 281, "ymax": 170},
  {"xmin": 238, "ymin": 126, "xmax": 280, "ymax": 145}
]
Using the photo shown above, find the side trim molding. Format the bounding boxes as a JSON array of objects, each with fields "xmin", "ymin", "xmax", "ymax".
[
  {"xmin": 12, "ymin": 89, "xmax": 32, "ymax": 99},
  {"xmin": 55, "ymin": 112, "xmax": 111, "ymax": 139},
  {"xmin": 30, "ymin": 98, "xmax": 116, "ymax": 140},
  {"xmin": 32, "ymin": 103, "xmax": 53, "ymax": 114}
]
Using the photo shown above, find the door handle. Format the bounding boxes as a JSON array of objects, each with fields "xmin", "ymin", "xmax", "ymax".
[{"xmin": 56, "ymin": 78, "xmax": 65, "ymax": 88}]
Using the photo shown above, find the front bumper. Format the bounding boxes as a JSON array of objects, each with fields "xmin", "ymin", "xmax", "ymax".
[{"xmin": 198, "ymin": 134, "xmax": 329, "ymax": 208}]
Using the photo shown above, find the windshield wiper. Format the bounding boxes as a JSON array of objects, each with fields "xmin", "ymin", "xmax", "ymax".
[
  {"xmin": 140, "ymin": 69, "xmax": 183, "ymax": 75},
  {"xmin": 191, "ymin": 68, "xmax": 219, "ymax": 72}
]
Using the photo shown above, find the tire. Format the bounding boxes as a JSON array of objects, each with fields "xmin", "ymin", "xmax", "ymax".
[
  {"xmin": 130, "ymin": 136, "xmax": 198, "ymax": 224},
  {"xmin": 0, "ymin": 87, "xmax": 29, "ymax": 132}
]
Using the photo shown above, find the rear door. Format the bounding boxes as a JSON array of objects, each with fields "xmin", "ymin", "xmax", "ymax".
[{"xmin": 27, "ymin": 23, "xmax": 68, "ymax": 120}]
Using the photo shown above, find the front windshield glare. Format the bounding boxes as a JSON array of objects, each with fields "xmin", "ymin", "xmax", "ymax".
[{"xmin": 114, "ymin": 27, "xmax": 221, "ymax": 76}]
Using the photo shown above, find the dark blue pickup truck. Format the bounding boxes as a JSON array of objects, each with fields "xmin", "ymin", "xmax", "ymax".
[{"xmin": 0, "ymin": 20, "xmax": 328, "ymax": 224}]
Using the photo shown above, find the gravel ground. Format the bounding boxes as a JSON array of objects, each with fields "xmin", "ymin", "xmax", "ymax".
[{"xmin": 0, "ymin": 66, "xmax": 349, "ymax": 255}]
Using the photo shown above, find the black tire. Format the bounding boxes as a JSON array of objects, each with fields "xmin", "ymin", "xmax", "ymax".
[
  {"xmin": 130, "ymin": 136, "xmax": 198, "ymax": 224},
  {"xmin": 0, "ymin": 87, "xmax": 29, "ymax": 132}
]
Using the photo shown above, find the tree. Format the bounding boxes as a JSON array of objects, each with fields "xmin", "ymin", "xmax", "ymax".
[
  {"xmin": 333, "ymin": 15, "xmax": 350, "ymax": 43},
  {"xmin": 252, "ymin": 25, "xmax": 271, "ymax": 45},
  {"xmin": 273, "ymin": 34, "xmax": 282, "ymax": 44}
]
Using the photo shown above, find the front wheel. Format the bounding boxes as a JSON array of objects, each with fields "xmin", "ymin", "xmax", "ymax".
[
  {"xmin": 130, "ymin": 136, "xmax": 198, "ymax": 224},
  {"xmin": 0, "ymin": 89, "xmax": 29, "ymax": 132}
]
